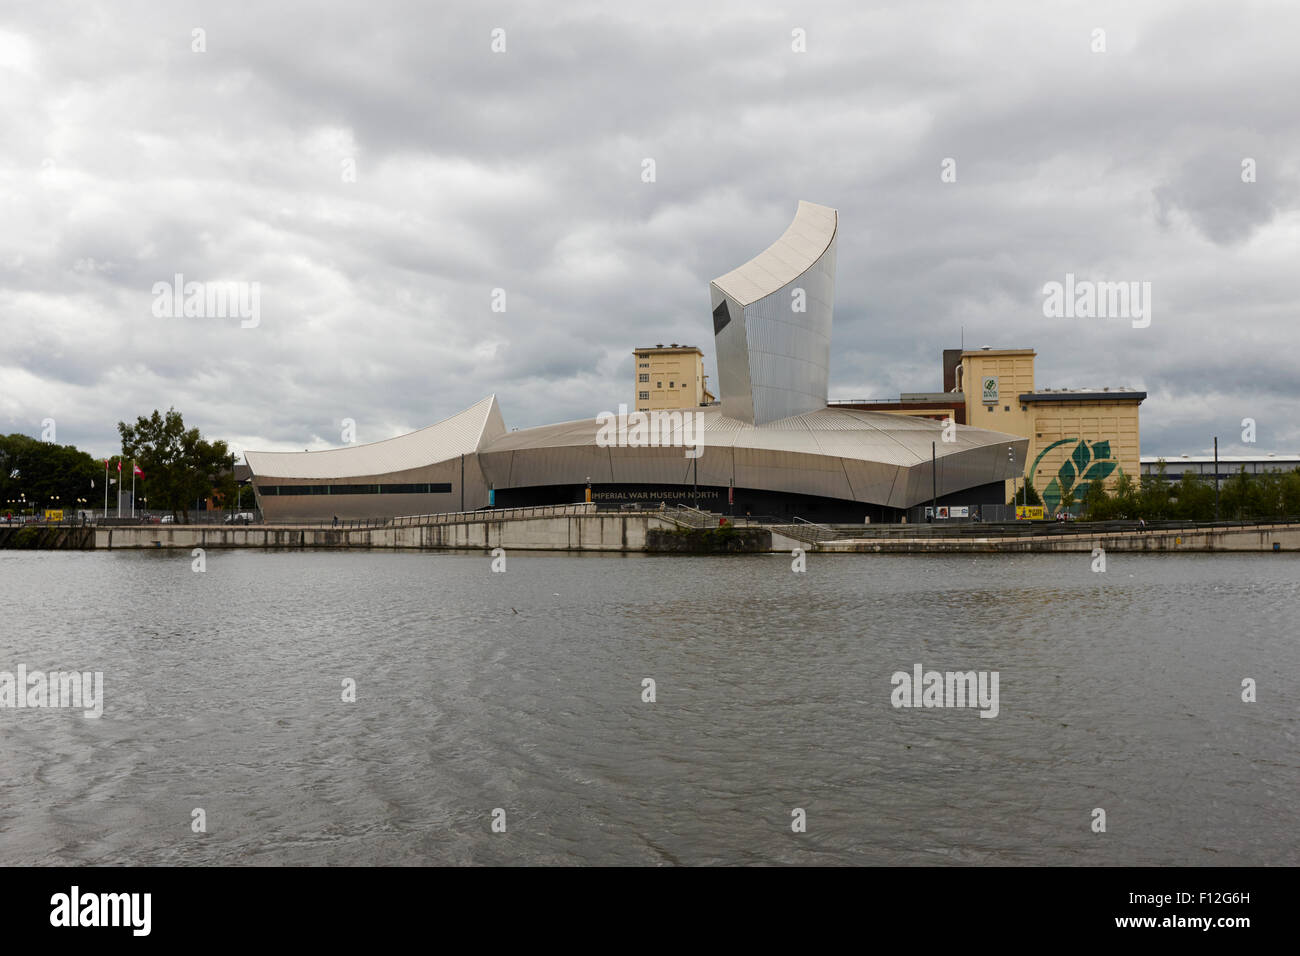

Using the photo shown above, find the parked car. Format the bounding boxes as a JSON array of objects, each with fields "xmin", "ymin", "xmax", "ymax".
[
  {"xmin": 224, "ymin": 512, "xmax": 256, "ymax": 524},
  {"xmin": 160, "ymin": 515, "xmax": 175, "ymax": 523}
]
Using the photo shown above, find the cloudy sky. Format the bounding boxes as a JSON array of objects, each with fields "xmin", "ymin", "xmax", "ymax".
[{"xmin": 2, "ymin": 0, "xmax": 1297, "ymax": 461}]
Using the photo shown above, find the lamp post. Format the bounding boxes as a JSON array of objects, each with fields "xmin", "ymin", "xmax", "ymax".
[
  {"xmin": 1007, "ymin": 445, "xmax": 1019, "ymax": 515},
  {"xmin": 230, "ymin": 452, "xmax": 242, "ymax": 521},
  {"xmin": 1213, "ymin": 436, "xmax": 1220, "ymax": 521},
  {"xmin": 931, "ymin": 441, "xmax": 938, "ymax": 522}
]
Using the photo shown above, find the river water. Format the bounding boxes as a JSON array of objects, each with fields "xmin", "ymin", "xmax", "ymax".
[{"xmin": 0, "ymin": 549, "xmax": 1295, "ymax": 865}]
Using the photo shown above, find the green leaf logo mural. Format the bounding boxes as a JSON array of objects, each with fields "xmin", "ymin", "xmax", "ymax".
[{"xmin": 1030, "ymin": 438, "xmax": 1122, "ymax": 514}]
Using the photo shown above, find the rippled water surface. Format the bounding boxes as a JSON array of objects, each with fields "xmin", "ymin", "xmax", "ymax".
[{"xmin": 1, "ymin": 549, "xmax": 1296, "ymax": 865}]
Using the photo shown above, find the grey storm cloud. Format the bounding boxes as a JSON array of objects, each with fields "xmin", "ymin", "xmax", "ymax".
[{"xmin": 1, "ymin": 0, "xmax": 1298, "ymax": 461}]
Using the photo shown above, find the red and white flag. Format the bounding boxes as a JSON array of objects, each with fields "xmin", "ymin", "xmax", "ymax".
[{"xmin": 133, "ymin": 463, "xmax": 145, "ymax": 478}]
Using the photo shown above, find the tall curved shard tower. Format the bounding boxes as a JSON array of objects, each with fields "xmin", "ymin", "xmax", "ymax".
[{"xmin": 709, "ymin": 200, "xmax": 837, "ymax": 425}]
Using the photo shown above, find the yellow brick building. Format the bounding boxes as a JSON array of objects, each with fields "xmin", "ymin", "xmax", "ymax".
[
  {"xmin": 957, "ymin": 348, "xmax": 1144, "ymax": 514},
  {"xmin": 634, "ymin": 344, "xmax": 716, "ymax": 411}
]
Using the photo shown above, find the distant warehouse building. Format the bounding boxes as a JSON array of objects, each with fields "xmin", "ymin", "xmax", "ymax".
[
  {"xmin": 1141, "ymin": 455, "xmax": 1300, "ymax": 481},
  {"xmin": 246, "ymin": 202, "xmax": 1028, "ymax": 523}
]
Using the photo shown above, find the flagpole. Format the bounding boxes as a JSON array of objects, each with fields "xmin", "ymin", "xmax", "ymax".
[
  {"xmin": 131, "ymin": 459, "xmax": 136, "ymax": 519},
  {"xmin": 103, "ymin": 460, "xmax": 108, "ymax": 517}
]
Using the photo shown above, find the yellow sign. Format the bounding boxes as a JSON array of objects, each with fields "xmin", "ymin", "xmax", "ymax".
[
  {"xmin": 44, "ymin": 509, "xmax": 64, "ymax": 521},
  {"xmin": 1016, "ymin": 506, "xmax": 1044, "ymax": 520}
]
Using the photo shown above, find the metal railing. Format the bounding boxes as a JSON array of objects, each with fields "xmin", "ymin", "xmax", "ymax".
[
  {"xmin": 826, "ymin": 398, "xmax": 907, "ymax": 405},
  {"xmin": 4, "ymin": 514, "xmax": 262, "ymax": 527},
  {"xmin": 652, "ymin": 512, "xmax": 1300, "ymax": 544},
  {"xmin": 659, "ymin": 504, "xmax": 717, "ymax": 529},
  {"xmin": 386, "ymin": 502, "xmax": 597, "ymax": 528},
  {"xmin": 779, "ymin": 515, "xmax": 840, "ymax": 543},
  {"xmin": 299, "ymin": 516, "xmax": 393, "ymax": 529},
  {"xmin": 652, "ymin": 509, "xmax": 833, "ymax": 544},
  {"xmin": 46, "ymin": 506, "xmax": 1294, "ymax": 540},
  {"xmin": 749, "ymin": 517, "xmax": 836, "ymax": 545},
  {"xmin": 820, "ymin": 516, "xmax": 1300, "ymax": 540},
  {"xmin": 1, "ymin": 515, "xmax": 97, "ymax": 528},
  {"xmin": 82, "ymin": 512, "xmax": 264, "ymax": 527},
  {"xmin": 165, "ymin": 502, "xmax": 605, "ymax": 530},
  {"xmin": 656, "ymin": 509, "xmax": 855, "ymax": 542}
]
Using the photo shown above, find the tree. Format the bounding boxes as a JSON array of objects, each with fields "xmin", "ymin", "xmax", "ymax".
[
  {"xmin": 1171, "ymin": 471, "xmax": 1214, "ymax": 521},
  {"xmin": 1059, "ymin": 485, "xmax": 1076, "ymax": 516},
  {"xmin": 1008, "ymin": 480, "xmax": 1043, "ymax": 507},
  {"xmin": 1138, "ymin": 460, "xmax": 1172, "ymax": 520},
  {"xmin": 1220, "ymin": 466, "xmax": 1252, "ymax": 521},
  {"xmin": 117, "ymin": 409, "xmax": 235, "ymax": 522},
  {"xmin": 1081, "ymin": 477, "xmax": 1111, "ymax": 520},
  {"xmin": 1249, "ymin": 469, "xmax": 1282, "ymax": 519},
  {"xmin": 1111, "ymin": 472, "xmax": 1138, "ymax": 518},
  {"xmin": 1281, "ymin": 468, "xmax": 1300, "ymax": 517},
  {"xmin": 0, "ymin": 434, "xmax": 99, "ymax": 515}
]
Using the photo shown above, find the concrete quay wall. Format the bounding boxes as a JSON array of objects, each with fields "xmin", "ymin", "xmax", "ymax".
[
  {"xmin": 819, "ymin": 524, "xmax": 1300, "ymax": 553},
  {"xmin": 95, "ymin": 513, "xmax": 675, "ymax": 552}
]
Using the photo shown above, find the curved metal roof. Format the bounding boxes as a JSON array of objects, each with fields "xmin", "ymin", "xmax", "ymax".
[
  {"xmin": 476, "ymin": 405, "xmax": 1027, "ymax": 509},
  {"xmin": 245, "ymin": 396, "xmax": 1027, "ymax": 509},
  {"xmin": 480, "ymin": 405, "xmax": 1015, "ymax": 467},
  {"xmin": 245, "ymin": 395, "xmax": 505, "ymax": 479},
  {"xmin": 709, "ymin": 201, "xmax": 838, "ymax": 307}
]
